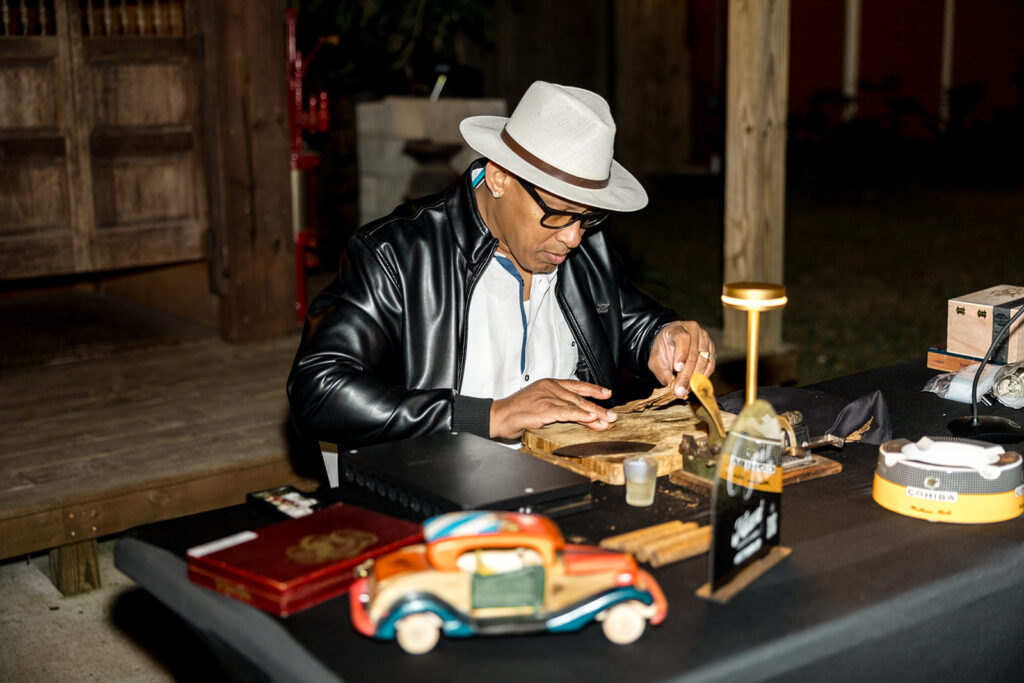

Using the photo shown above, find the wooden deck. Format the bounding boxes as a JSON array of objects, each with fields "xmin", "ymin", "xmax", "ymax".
[{"xmin": 0, "ymin": 335, "xmax": 318, "ymax": 565}]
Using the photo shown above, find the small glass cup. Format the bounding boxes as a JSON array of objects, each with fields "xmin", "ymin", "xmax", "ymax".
[{"xmin": 623, "ymin": 455, "xmax": 658, "ymax": 507}]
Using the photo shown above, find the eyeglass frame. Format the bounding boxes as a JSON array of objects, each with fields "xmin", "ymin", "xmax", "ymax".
[{"xmin": 514, "ymin": 176, "xmax": 610, "ymax": 230}]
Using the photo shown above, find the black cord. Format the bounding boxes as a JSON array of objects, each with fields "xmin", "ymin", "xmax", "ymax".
[{"xmin": 970, "ymin": 304, "xmax": 1024, "ymax": 424}]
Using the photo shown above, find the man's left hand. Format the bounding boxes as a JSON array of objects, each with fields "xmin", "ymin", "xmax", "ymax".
[{"xmin": 648, "ymin": 321, "xmax": 716, "ymax": 399}]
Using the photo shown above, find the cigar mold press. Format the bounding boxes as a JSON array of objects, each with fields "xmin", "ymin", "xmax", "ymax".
[
  {"xmin": 675, "ymin": 282, "xmax": 841, "ymax": 496},
  {"xmin": 872, "ymin": 436, "xmax": 1024, "ymax": 523}
]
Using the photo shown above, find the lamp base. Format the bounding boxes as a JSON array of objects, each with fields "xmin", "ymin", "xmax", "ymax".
[{"xmin": 947, "ymin": 415, "xmax": 1024, "ymax": 444}]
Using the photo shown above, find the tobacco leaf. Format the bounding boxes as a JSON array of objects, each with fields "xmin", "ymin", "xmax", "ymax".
[
  {"xmin": 614, "ymin": 378, "xmax": 679, "ymax": 414},
  {"xmin": 844, "ymin": 417, "xmax": 873, "ymax": 442}
]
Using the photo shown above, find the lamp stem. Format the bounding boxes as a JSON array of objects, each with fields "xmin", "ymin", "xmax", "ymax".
[{"xmin": 746, "ymin": 309, "xmax": 761, "ymax": 406}]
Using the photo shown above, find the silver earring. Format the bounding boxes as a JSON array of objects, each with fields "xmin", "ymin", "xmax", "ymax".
[{"xmin": 492, "ymin": 191, "xmax": 501, "ymax": 198}]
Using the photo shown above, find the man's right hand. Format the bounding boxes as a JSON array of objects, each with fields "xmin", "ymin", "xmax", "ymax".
[{"xmin": 489, "ymin": 378, "xmax": 618, "ymax": 440}]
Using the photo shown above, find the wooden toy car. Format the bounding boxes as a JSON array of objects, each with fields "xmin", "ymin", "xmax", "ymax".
[{"xmin": 349, "ymin": 510, "xmax": 667, "ymax": 654}]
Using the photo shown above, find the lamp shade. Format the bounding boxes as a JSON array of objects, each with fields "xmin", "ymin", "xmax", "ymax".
[{"xmin": 721, "ymin": 282, "xmax": 787, "ymax": 312}]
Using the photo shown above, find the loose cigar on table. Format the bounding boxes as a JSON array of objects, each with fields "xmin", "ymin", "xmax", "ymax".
[
  {"xmin": 634, "ymin": 524, "xmax": 709, "ymax": 562},
  {"xmin": 647, "ymin": 526, "xmax": 712, "ymax": 567},
  {"xmin": 649, "ymin": 538, "xmax": 710, "ymax": 567},
  {"xmin": 600, "ymin": 521, "xmax": 695, "ymax": 552},
  {"xmin": 600, "ymin": 520, "xmax": 692, "ymax": 548}
]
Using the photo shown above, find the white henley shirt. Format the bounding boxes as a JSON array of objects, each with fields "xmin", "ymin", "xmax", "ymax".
[{"xmin": 459, "ymin": 252, "xmax": 579, "ymax": 401}]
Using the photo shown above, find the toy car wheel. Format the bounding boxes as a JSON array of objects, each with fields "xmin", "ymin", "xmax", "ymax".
[
  {"xmin": 395, "ymin": 612, "xmax": 442, "ymax": 654},
  {"xmin": 601, "ymin": 601, "xmax": 647, "ymax": 645}
]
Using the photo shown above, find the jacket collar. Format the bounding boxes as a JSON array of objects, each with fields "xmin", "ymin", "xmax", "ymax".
[{"xmin": 446, "ymin": 158, "xmax": 499, "ymax": 272}]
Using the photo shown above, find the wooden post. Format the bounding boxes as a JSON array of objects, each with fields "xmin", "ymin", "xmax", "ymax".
[
  {"xmin": 49, "ymin": 539, "xmax": 101, "ymax": 595},
  {"xmin": 842, "ymin": 0, "xmax": 861, "ymax": 122},
  {"xmin": 57, "ymin": 0, "xmax": 97, "ymax": 274},
  {"xmin": 722, "ymin": 0, "xmax": 791, "ymax": 351},
  {"xmin": 939, "ymin": 0, "xmax": 956, "ymax": 131},
  {"xmin": 614, "ymin": 0, "xmax": 692, "ymax": 175},
  {"xmin": 202, "ymin": 0, "xmax": 295, "ymax": 341}
]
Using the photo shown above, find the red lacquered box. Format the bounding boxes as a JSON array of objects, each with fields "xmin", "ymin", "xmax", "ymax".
[{"xmin": 187, "ymin": 503, "xmax": 422, "ymax": 616}]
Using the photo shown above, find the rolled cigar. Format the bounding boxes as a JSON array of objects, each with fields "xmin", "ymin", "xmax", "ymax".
[
  {"xmin": 648, "ymin": 526, "xmax": 712, "ymax": 568},
  {"xmin": 600, "ymin": 521, "xmax": 695, "ymax": 553},
  {"xmin": 635, "ymin": 524, "xmax": 709, "ymax": 562},
  {"xmin": 600, "ymin": 520, "xmax": 690, "ymax": 548}
]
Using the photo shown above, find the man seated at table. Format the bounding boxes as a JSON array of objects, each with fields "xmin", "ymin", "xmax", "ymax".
[{"xmin": 287, "ymin": 80, "xmax": 716, "ymax": 449}]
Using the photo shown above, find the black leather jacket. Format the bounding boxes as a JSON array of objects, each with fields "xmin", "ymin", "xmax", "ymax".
[{"xmin": 287, "ymin": 161, "xmax": 679, "ymax": 448}]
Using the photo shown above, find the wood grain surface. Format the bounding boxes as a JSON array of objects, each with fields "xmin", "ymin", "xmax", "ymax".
[
  {"xmin": 0, "ymin": 336, "xmax": 317, "ymax": 560},
  {"xmin": 521, "ymin": 402, "xmax": 737, "ymax": 484}
]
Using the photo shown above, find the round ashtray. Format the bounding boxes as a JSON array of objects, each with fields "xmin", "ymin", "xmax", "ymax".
[{"xmin": 872, "ymin": 436, "xmax": 1024, "ymax": 523}]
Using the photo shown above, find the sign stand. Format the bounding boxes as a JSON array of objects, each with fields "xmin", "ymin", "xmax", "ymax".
[{"xmin": 696, "ymin": 546, "xmax": 791, "ymax": 603}]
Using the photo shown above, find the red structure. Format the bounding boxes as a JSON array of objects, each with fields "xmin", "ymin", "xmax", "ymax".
[{"xmin": 287, "ymin": 8, "xmax": 335, "ymax": 322}]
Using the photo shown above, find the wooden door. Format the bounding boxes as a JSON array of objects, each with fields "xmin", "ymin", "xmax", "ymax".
[{"xmin": 0, "ymin": 0, "xmax": 207, "ymax": 280}]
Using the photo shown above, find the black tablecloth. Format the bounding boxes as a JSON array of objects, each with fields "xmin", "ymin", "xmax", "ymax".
[{"xmin": 115, "ymin": 362, "xmax": 1024, "ymax": 682}]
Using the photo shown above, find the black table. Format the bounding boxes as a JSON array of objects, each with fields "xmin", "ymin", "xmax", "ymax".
[{"xmin": 115, "ymin": 362, "xmax": 1024, "ymax": 682}]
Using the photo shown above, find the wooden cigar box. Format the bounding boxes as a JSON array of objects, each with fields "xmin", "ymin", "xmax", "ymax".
[
  {"xmin": 946, "ymin": 285, "xmax": 1024, "ymax": 364},
  {"xmin": 187, "ymin": 503, "xmax": 422, "ymax": 617}
]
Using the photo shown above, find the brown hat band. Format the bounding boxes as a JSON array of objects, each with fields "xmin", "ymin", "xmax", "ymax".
[{"xmin": 500, "ymin": 128, "xmax": 609, "ymax": 190}]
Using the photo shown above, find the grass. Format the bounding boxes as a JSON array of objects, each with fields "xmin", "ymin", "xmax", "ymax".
[{"xmin": 607, "ymin": 177, "xmax": 1024, "ymax": 386}]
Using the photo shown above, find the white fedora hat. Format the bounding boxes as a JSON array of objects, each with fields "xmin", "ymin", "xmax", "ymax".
[{"xmin": 459, "ymin": 81, "xmax": 648, "ymax": 212}]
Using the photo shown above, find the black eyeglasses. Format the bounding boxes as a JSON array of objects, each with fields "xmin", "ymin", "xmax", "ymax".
[{"xmin": 514, "ymin": 176, "xmax": 610, "ymax": 229}]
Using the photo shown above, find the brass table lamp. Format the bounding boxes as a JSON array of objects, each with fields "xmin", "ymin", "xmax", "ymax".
[{"xmin": 721, "ymin": 282, "xmax": 788, "ymax": 405}]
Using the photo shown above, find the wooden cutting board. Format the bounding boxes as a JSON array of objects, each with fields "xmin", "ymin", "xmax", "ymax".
[{"xmin": 520, "ymin": 402, "xmax": 737, "ymax": 484}]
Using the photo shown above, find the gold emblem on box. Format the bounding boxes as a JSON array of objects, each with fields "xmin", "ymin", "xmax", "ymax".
[{"xmin": 286, "ymin": 530, "xmax": 379, "ymax": 564}]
